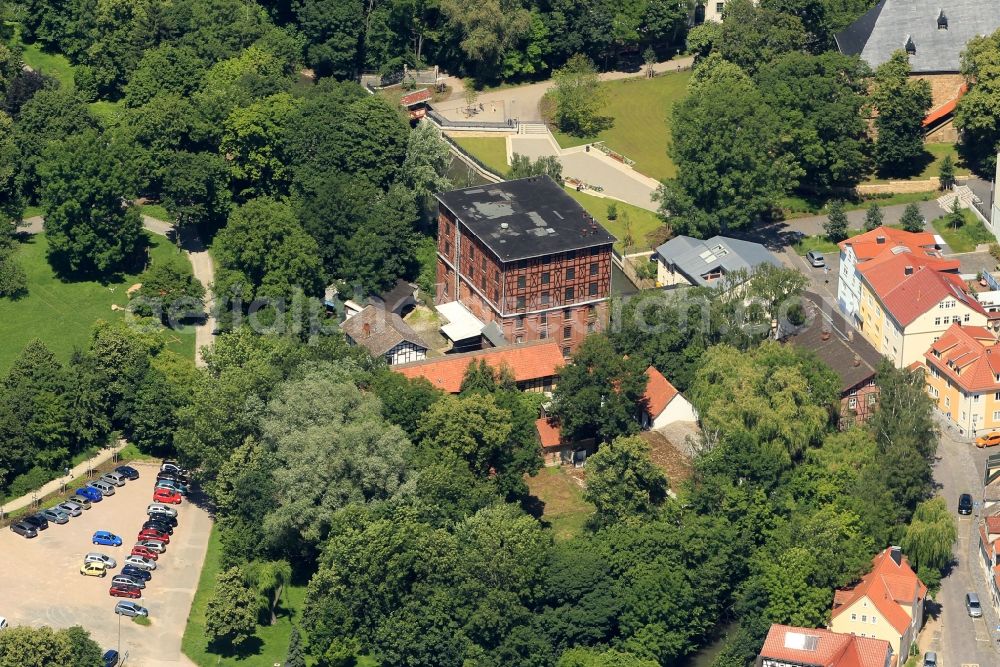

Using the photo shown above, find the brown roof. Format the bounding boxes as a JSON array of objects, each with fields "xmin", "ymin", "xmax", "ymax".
[
  {"xmin": 832, "ymin": 547, "xmax": 927, "ymax": 635},
  {"xmin": 340, "ymin": 305, "xmax": 429, "ymax": 356},
  {"xmin": 924, "ymin": 324, "xmax": 1000, "ymax": 393},
  {"xmin": 643, "ymin": 366, "xmax": 679, "ymax": 418},
  {"xmin": 394, "ymin": 340, "xmax": 564, "ymax": 393},
  {"xmin": 400, "ymin": 89, "xmax": 432, "ymax": 107},
  {"xmin": 760, "ymin": 624, "xmax": 891, "ymax": 667},
  {"xmin": 535, "ymin": 418, "xmax": 563, "ymax": 448},
  {"xmin": 839, "ymin": 226, "xmax": 939, "ymax": 261}
]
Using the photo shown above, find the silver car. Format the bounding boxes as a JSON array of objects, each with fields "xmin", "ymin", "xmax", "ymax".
[
  {"xmin": 147, "ymin": 503, "xmax": 177, "ymax": 518},
  {"xmin": 56, "ymin": 502, "xmax": 83, "ymax": 517},
  {"xmin": 114, "ymin": 601, "xmax": 148, "ymax": 617},
  {"xmin": 40, "ymin": 508, "xmax": 70, "ymax": 524},
  {"xmin": 84, "ymin": 553, "xmax": 117, "ymax": 569},
  {"xmin": 111, "ymin": 574, "xmax": 145, "ymax": 590},
  {"xmin": 806, "ymin": 250, "xmax": 826, "ymax": 268},
  {"xmin": 89, "ymin": 481, "xmax": 115, "ymax": 496},
  {"xmin": 101, "ymin": 472, "xmax": 126, "ymax": 487},
  {"xmin": 124, "ymin": 555, "xmax": 156, "ymax": 571},
  {"xmin": 69, "ymin": 495, "xmax": 92, "ymax": 509},
  {"xmin": 136, "ymin": 539, "xmax": 166, "ymax": 554}
]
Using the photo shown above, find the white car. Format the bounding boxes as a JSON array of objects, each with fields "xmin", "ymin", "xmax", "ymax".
[
  {"xmin": 124, "ymin": 555, "xmax": 156, "ymax": 571},
  {"xmin": 84, "ymin": 553, "xmax": 117, "ymax": 569},
  {"xmin": 147, "ymin": 503, "xmax": 177, "ymax": 518}
]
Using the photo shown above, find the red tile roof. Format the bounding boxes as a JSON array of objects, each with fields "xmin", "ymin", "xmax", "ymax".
[
  {"xmin": 760, "ymin": 624, "xmax": 891, "ymax": 667},
  {"xmin": 643, "ymin": 366, "xmax": 679, "ymax": 418},
  {"xmin": 866, "ymin": 262, "xmax": 987, "ymax": 327},
  {"xmin": 923, "ymin": 84, "xmax": 968, "ymax": 127},
  {"xmin": 987, "ymin": 516, "xmax": 1000, "ymax": 535},
  {"xmin": 394, "ymin": 341, "xmax": 564, "ymax": 393},
  {"xmin": 400, "ymin": 89, "xmax": 432, "ymax": 107},
  {"xmin": 832, "ymin": 547, "xmax": 927, "ymax": 636},
  {"xmin": 856, "ymin": 246, "xmax": 960, "ymax": 289},
  {"xmin": 925, "ymin": 324, "xmax": 1000, "ymax": 393},
  {"xmin": 535, "ymin": 418, "xmax": 562, "ymax": 448},
  {"xmin": 839, "ymin": 226, "xmax": 939, "ymax": 262}
]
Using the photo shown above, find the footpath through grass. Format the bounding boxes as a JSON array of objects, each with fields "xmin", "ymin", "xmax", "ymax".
[
  {"xmin": 932, "ymin": 210, "xmax": 994, "ymax": 252},
  {"xmin": 0, "ymin": 232, "xmax": 195, "ymax": 372},
  {"xmin": 565, "ymin": 188, "xmax": 666, "ymax": 253},
  {"xmin": 549, "ymin": 71, "xmax": 692, "ymax": 182}
]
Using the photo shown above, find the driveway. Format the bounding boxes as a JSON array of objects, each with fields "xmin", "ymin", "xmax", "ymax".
[{"xmin": 0, "ymin": 462, "xmax": 211, "ymax": 667}]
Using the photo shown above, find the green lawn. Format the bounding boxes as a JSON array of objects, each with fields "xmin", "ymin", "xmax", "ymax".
[
  {"xmin": 183, "ymin": 524, "xmax": 312, "ymax": 666},
  {"xmin": 451, "ymin": 136, "xmax": 509, "ymax": 176},
  {"xmin": 89, "ymin": 100, "xmax": 124, "ymax": 125},
  {"xmin": 781, "ymin": 191, "xmax": 937, "ymax": 220},
  {"xmin": 526, "ymin": 467, "xmax": 594, "ymax": 541},
  {"xmin": 0, "ymin": 232, "xmax": 195, "ymax": 371},
  {"xmin": 138, "ymin": 203, "xmax": 175, "ymax": 223},
  {"xmin": 6, "ymin": 24, "xmax": 75, "ymax": 89},
  {"xmin": 865, "ymin": 143, "xmax": 971, "ymax": 184},
  {"xmin": 932, "ymin": 209, "xmax": 994, "ymax": 252},
  {"xmin": 565, "ymin": 188, "xmax": 665, "ymax": 253},
  {"xmin": 549, "ymin": 71, "xmax": 692, "ymax": 182}
]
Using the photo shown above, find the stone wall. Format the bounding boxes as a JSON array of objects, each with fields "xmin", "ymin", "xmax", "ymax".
[
  {"xmin": 913, "ymin": 73, "xmax": 966, "ymax": 109},
  {"xmin": 856, "ymin": 179, "xmax": 939, "ymax": 195}
]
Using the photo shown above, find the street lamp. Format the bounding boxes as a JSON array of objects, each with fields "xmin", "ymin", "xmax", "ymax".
[{"xmin": 117, "ymin": 610, "xmax": 121, "ymax": 656}]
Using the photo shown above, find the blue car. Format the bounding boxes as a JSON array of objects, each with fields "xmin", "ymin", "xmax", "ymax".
[
  {"xmin": 76, "ymin": 486, "xmax": 102, "ymax": 502},
  {"xmin": 121, "ymin": 565, "xmax": 151, "ymax": 582},
  {"xmin": 92, "ymin": 530, "xmax": 122, "ymax": 547},
  {"xmin": 103, "ymin": 649, "xmax": 119, "ymax": 667}
]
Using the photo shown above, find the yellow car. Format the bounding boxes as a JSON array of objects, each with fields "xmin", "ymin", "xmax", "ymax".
[
  {"xmin": 976, "ymin": 431, "xmax": 1000, "ymax": 448},
  {"xmin": 80, "ymin": 561, "xmax": 107, "ymax": 577}
]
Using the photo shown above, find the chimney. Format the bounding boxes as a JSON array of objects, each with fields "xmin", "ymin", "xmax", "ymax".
[
  {"xmin": 905, "ymin": 265, "xmax": 914, "ymax": 275},
  {"xmin": 362, "ymin": 322, "xmax": 371, "ymax": 337},
  {"xmin": 889, "ymin": 546, "xmax": 902, "ymax": 566},
  {"xmin": 853, "ymin": 353, "xmax": 861, "ymax": 367},
  {"xmin": 821, "ymin": 328, "xmax": 831, "ymax": 341},
  {"xmin": 876, "ymin": 235, "xmax": 886, "ymax": 244},
  {"xmin": 938, "ymin": 9, "xmax": 948, "ymax": 29}
]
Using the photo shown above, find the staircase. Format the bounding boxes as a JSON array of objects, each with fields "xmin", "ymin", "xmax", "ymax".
[
  {"xmin": 937, "ymin": 185, "xmax": 978, "ymax": 213},
  {"xmin": 517, "ymin": 122, "xmax": 548, "ymax": 135}
]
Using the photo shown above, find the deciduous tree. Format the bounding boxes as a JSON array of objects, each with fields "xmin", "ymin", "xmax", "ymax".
[
  {"xmin": 552, "ymin": 54, "xmax": 609, "ymax": 137},
  {"xmin": 871, "ymin": 51, "xmax": 932, "ymax": 177},
  {"xmin": 584, "ymin": 434, "xmax": 668, "ymax": 528},
  {"xmin": 824, "ymin": 200, "xmax": 848, "ymax": 242},
  {"xmin": 206, "ymin": 566, "xmax": 259, "ymax": 649}
]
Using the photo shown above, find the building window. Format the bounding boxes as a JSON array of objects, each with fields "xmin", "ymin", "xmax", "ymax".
[
  {"xmin": 965, "ymin": 314, "xmax": 971, "ymax": 322},
  {"xmin": 517, "ymin": 276, "xmax": 526, "ymax": 289},
  {"xmin": 445, "ymin": 241, "xmax": 451, "ymax": 254},
  {"xmin": 587, "ymin": 321, "xmax": 595, "ymax": 333},
  {"xmin": 541, "ymin": 272, "xmax": 550, "ymax": 285},
  {"xmin": 974, "ymin": 394, "xmax": 981, "ymax": 402},
  {"xmin": 868, "ymin": 393, "xmax": 877, "ymax": 406},
  {"xmin": 470, "ymin": 246, "xmax": 475, "ymax": 260},
  {"xmin": 861, "ymin": 615, "xmax": 867, "ymax": 623},
  {"xmin": 563, "ymin": 325, "xmax": 572, "ymax": 340},
  {"xmin": 540, "ymin": 329, "xmax": 548, "ymax": 339},
  {"xmin": 716, "ymin": 1, "xmax": 724, "ymax": 12},
  {"xmin": 851, "ymin": 614, "xmax": 857, "ymax": 621},
  {"xmin": 567, "ymin": 267, "xmax": 576, "ymax": 280},
  {"xmin": 871, "ymin": 616, "xmax": 877, "ymax": 624},
  {"xmin": 993, "ymin": 411, "xmax": 1000, "ymax": 420},
  {"xmin": 848, "ymin": 397, "xmax": 858, "ymax": 410},
  {"xmin": 934, "ymin": 317, "xmax": 941, "ymax": 325},
  {"xmin": 540, "ymin": 313, "xmax": 547, "ymax": 325},
  {"xmin": 590, "ymin": 262, "xmax": 598, "ymax": 276},
  {"xmin": 589, "ymin": 282, "xmax": 598, "ymax": 297},
  {"xmin": 516, "ymin": 296, "xmax": 526, "ymax": 309},
  {"xmin": 945, "ymin": 396, "xmax": 950, "ymax": 407},
  {"xmin": 515, "ymin": 335, "xmax": 523, "ymax": 344},
  {"xmin": 516, "ymin": 316, "xmax": 525, "ymax": 329},
  {"xmin": 480, "ymin": 276, "xmax": 486, "ymax": 290},
  {"xmin": 481, "ymin": 257, "xmax": 487, "ymax": 270},
  {"xmin": 541, "ymin": 292, "xmax": 550, "ymax": 306},
  {"xmin": 565, "ymin": 287, "xmax": 574, "ymax": 301}
]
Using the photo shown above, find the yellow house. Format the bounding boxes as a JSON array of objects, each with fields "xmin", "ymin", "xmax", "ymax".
[
  {"xmin": 923, "ymin": 323, "xmax": 1000, "ymax": 437},
  {"xmin": 830, "ymin": 547, "xmax": 926, "ymax": 659},
  {"xmin": 855, "ymin": 249, "xmax": 994, "ymax": 367}
]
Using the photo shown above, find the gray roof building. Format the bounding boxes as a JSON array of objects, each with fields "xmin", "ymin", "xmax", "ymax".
[
  {"xmin": 654, "ymin": 235, "xmax": 781, "ymax": 288},
  {"xmin": 836, "ymin": 0, "xmax": 1000, "ymax": 73},
  {"xmin": 340, "ymin": 305, "xmax": 429, "ymax": 358}
]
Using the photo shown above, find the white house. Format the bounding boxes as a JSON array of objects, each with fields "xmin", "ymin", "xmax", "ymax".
[{"xmin": 639, "ymin": 366, "xmax": 698, "ymax": 430}]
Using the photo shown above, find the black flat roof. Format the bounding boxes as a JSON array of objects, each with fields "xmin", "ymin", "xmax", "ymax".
[{"xmin": 436, "ymin": 176, "xmax": 617, "ymax": 262}]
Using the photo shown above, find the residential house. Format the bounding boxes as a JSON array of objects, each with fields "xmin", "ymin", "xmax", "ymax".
[
  {"xmin": 830, "ymin": 546, "xmax": 927, "ymax": 659},
  {"xmin": 837, "ymin": 226, "xmax": 943, "ymax": 319},
  {"xmin": 921, "ymin": 323, "xmax": 1000, "ymax": 436},
  {"xmin": 638, "ymin": 366, "xmax": 698, "ymax": 430},
  {"xmin": 835, "ymin": 0, "xmax": 1000, "ymax": 141},
  {"xmin": 692, "ymin": 0, "xmax": 737, "ymax": 24},
  {"xmin": 986, "ymin": 453, "xmax": 1000, "ymax": 511},
  {"xmin": 394, "ymin": 340, "xmax": 564, "ymax": 394},
  {"xmin": 783, "ymin": 295, "xmax": 882, "ymax": 429},
  {"xmin": 653, "ymin": 235, "xmax": 781, "ymax": 290},
  {"xmin": 435, "ymin": 176, "xmax": 616, "ymax": 356},
  {"xmin": 854, "ymin": 248, "xmax": 996, "ymax": 367},
  {"xmin": 757, "ymin": 624, "xmax": 892, "ymax": 667},
  {"xmin": 976, "ymin": 508, "xmax": 1000, "ymax": 617},
  {"xmin": 340, "ymin": 305, "xmax": 429, "ymax": 365}
]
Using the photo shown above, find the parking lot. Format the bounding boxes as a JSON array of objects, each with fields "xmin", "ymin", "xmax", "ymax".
[{"xmin": 0, "ymin": 462, "xmax": 212, "ymax": 666}]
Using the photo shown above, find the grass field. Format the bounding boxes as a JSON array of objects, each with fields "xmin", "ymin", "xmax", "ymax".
[
  {"xmin": 0, "ymin": 232, "xmax": 195, "ymax": 371},
  {"xmin": 565, "ymin": 188, "xmax": 666, "ymax": 252},
  {"xmin": 451, "ymin": 136, "xmax": 509, "ymax": 176},
  {"xmin": 781, "ymin": 191, "xmax": 936, "ymax": 220},
  {"xmin": 5, "ymin": 24, "xmax": 75, "ymax": 89},
  {"xmin": 932, "ymin": 210, "xmax": 994, "ymax": 252},
  {"xmin": 525, "ymin": 467, "xmax": 594, "ymax": 541},
  {"xmin": 865, "ymin": 143, "xmax": 971, "ymax": 184},
  {"xmin": 138, "ymin": 203, "xmax": 175, "ymax": 223},
  {"xmin": 549, "ymin": 71, "xmax": 692, "ymax": 182}
]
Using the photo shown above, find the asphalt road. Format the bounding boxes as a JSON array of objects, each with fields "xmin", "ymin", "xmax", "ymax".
[{"xmin": 932, "ymin": 425, "xmax": 999, "ymax": 667}]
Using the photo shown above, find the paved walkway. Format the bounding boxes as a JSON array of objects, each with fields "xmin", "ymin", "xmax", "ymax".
[
  {"xmin": 21, "ymin": 215, "xmax": 215, "ymax": 368},
  {"xmin": 1, "ymin": 440, "xmax": 127, "ymax": 516}
]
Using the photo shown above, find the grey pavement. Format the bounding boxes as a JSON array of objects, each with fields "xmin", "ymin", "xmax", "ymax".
[
  {"xmin": 932, "ymin": 423, "xmax": 1000, "ymax": 667},
  {"xmin": 956, "ymin": 251, "xmax": 998, "ymax": 276},
  {"xmin": 781, "ymin": 200, "xmax": 946, "ymax": 238}
]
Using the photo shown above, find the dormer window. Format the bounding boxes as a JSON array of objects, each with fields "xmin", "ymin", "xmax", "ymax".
[
  {"xmin": 905, "ymin": 35, "xmax": 916, "ymax": 55},
  {"xmin": 938, "ymin": 10, "xmax": 948, "ymax": 29}
]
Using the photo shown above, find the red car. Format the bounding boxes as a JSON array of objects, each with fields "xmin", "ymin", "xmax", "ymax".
[
  {"xmin": 137, "ymin": 528, "xmax": 170, "ymax": 544},
  {"xmin": 109, "ymin": 584, "xmax": 141, "ymax": 599},
  {"xmin": 130, "ymin": 545, "xmax": 159, "ymax": 561},
  {"xmin": 152, "ymin": 488, "xmax": 181, "ymax": 504}
]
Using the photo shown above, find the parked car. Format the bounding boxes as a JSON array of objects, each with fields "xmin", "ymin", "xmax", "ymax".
[
  {"xmin": 156, "ymin": 471, "xmax": 187, "ymax": 483},
  {"xmin": 146, "ymin": 513, "xmax": 177, "ymax": 528},
  {"xmin": 80, "ymin": 562, "xmax": 108, "ymax": 577},
  {"xmin": 113, "ymin": 601, "xmax": 148, "ymax": 617},
  {"xmin": 109, "ymin": 584, "xmax": 141, "ymax": 599},
  {"xmin": 959, "ymin": 493, "xmax": 974, "ymax": 515},
  {"xmin": 142, "ymin": 519, "xmax": 174, "ymax": 534},
  {"xmin": 100, "ymin": 472, "xmax": 127, "ymax": 487},
  {"xmin": 57, "ymin": 501, "xmax": 83, "ymax": 517},
  {"xmin": 136, "ymin": 539, "xmax": 166, "ymax": 554},
  {"xmin": 806, "ymin": 250, "xmax": 826, "ymax": 268},
  {"xmin": 114, "ymin": 465, "xmax": 139, "ymax": 480},
  {"xmin": 124, "ymin": 555, "xmax": 156, "ymax": 571},
  {"xmin": 92, "ymin": 530, "xmax": 122, "ymax": 547},
  {"xmin": 111, "ymin": 574, "xmax": 145, "ymax": 590},
  {"xmin": 138, "ymin": 528, "xmax": 170, "ymax": 543},
  {"xmin": 155, "ymin": 479, "xmax": 188, "ymax": 495},
  {"xmin": 923, "ymin": 651, "xmax": 937, "ymax": 667},
  {"xmin": 0, "ymin": 617, "xmax": 7, "ymax": 629},
  {"xmin": 161, "ymin": 461, "xmax": 187, "ymax": 475},
  {"xmin": 90, "ymin": 481, "xmax": 115, "ymax": 496},
  {"xmin": 147, "ymin": 503, "xmax": 177, "ymax": 518},
  {"xmin": 152, "ymin": 488, "xmax": 181, "ymax": 504},
  {"xmin": 84, "ymin": 553, "xmax": 117, "ymax": 569},
  {"xmin": 22, "ymin": 514, "xmax": 48, "ymax": 531},
  {"xmin": 121, "ymin": 565, "xmax": 152, "ymax": 582},
  {"xmin": 40, "ymin": 508, "xmax": 70, "ymax": 525},
  {"xmin": 130, "ymin": 545, "xmax": 159, "ymax": 561},
  {"xmin": 103, "ymin": 649, "xmax": 120, "ymax": 667},
  {"xmin": 967, "ymin": 591, "xmax": 983, "ymax": 617},
  {"xmin": 76, "ymin": 487, "xmax": 102, "ymax": 502},
  {"xmin": 976, "ymin": 431, "xmax": 1000, "ymax": 448},
  {"xmin": 68, "ymin": 494, "xmax": 92, "ymax": 509},
  {"xmin": 10, "ymin": 522, "xmax": 38, "ymax": 539}
]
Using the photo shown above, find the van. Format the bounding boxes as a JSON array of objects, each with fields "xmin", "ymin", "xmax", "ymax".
[
  {"xmin": 90, "ymin": 480, "xmax": 115, "ymax": 496},
  {"xmin": 101, "ymin": 472, "xmax": 127, "ymax": 487},
  {"xmin": 966, "ymin": 592, "xmax": 982, "ymax": 617}
]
